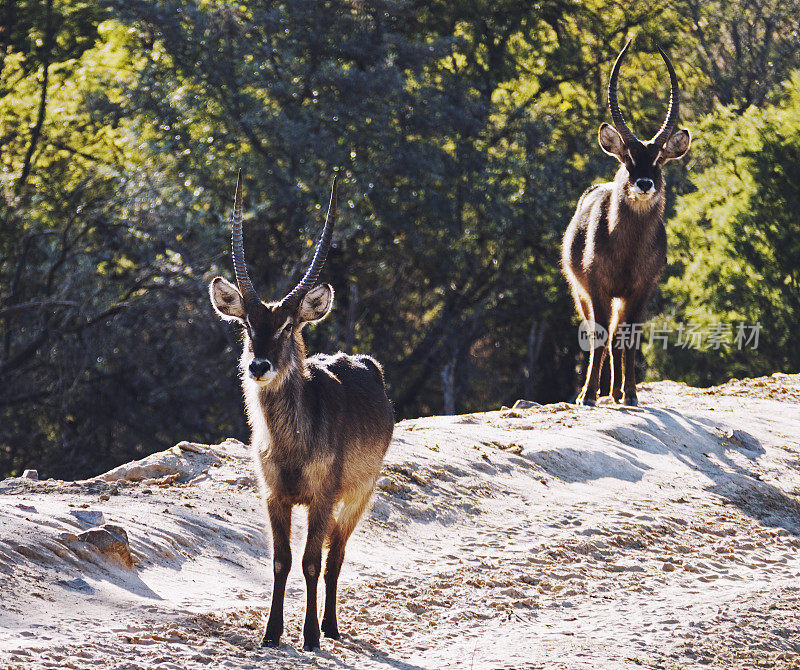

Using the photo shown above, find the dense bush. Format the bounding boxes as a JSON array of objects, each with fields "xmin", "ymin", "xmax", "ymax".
[
  {"xmin": 648, "ymin": 73, "xmax": 800, "ymax": 385},
  {"xmin": 2, "ymin": 0, "xmax": 799, "ymax": 478}
]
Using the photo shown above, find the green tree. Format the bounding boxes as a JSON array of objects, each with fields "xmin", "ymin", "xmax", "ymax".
[
  {"xmin": 2, "ymin": 0, "xmax": 799, "ymax": 479},
  {"xmin": 648, "ymin": 72, "xmax": 800, "ymax": 384},
  {"xmin": 0, "ymin": 11, "xmax": 239, "ymax": 477}
]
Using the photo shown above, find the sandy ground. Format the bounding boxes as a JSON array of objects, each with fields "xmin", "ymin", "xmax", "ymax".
[{"xmin": 1, "ymin": 374, "xmax": 799, "ymax": 669}]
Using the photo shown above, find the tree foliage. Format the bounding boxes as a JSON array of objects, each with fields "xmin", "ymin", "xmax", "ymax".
[
  {"xmin": 649, "ymin": 72, "xmax": 800, "ymax": 384},
  {"xmin": 2, "ymin": 0, "xmax": 799, "ymax": 478}
]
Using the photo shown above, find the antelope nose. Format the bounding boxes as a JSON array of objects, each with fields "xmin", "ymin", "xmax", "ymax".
[
  {"xmin": 249, "ymin": 359, "xmax": 273, "ymax": 378},
  {"xmin": 636, "ymin": 178, "xmax": 654, "ymax": 192}
]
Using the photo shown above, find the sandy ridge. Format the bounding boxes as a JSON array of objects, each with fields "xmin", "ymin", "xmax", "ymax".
[{"xmin": 1, "ymin": 374, "xmax": 799, "ymax": 669}]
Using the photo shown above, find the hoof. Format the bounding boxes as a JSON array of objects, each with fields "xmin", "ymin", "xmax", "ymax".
[
  {"xmin": 321, "ymin": 622, "xmax": 340, "ymax": 640},
  {"xmin": 260, "ymin": 636, "xmax": 280, "ymax": 648},
  {"xmin": 623, "ymin": 395, "xmax": 638, "ymax": 407},
  {"xmin": 302, "ymin": 641, "xmax": 321, "ymax": 652},
  {"xmin": 575, "ymin": 395, "xmax": 595, "ymax": 407}
]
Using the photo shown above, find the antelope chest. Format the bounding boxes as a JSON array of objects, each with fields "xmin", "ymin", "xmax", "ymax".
[
  {"xmin": 604, "ymin": 253, "xmax": 640, "ymax": 295},
  {"xmin": 258, "ymin": 452, "xmax": 336, "ymax": 503},
  {"xmin": 598, "ymin": 225, "xmax": 665, "ymax": 298}
]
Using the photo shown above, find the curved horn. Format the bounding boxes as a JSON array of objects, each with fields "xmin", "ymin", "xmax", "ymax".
[
  {"xmin": 651, "ymin": 45, "xmax": 680, "ymax": 148},
  {"xmin": 230, "ymin": 170, "xmax": 261, "ymax": 313},
  {"xmin": 608, "ymin": 38, "xmax": 639, "ymax": 146},
  {"xmin": 280, "ymin": 175, "xmax": 338, "ymax": 311}
]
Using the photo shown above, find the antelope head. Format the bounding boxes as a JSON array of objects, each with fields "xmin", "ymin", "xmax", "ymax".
[
  {"xmin": 210, "ymin": 172, "xmax": 338, "ymax": 387},
  {"xmin": 598, "ymin": 40, "xmax": 691, "ymax": 208}
]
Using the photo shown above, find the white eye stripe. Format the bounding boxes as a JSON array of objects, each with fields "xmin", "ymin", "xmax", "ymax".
[
  {"xmin": 652, "ymin": 150, "xmax": 662, "ymax": 166},
  {"xmin": 273, "ymin": 317, "xmax": 291, "ymax": 340}
]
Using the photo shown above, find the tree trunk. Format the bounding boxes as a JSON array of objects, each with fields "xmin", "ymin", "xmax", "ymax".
[
  {"xmin": 343, "ymin": 282, "xmax": 358, "ymax": 354},
  {"xmin": 441, "ymin": 355, "xmax": 457, "ymax": 415},
  {"xmin": 524, "ymin": 319, "xmax": 546, "ymax": 400},
  {"xmin": 16, "ymin": 0, "xmax": 54, "ymax": 194}
]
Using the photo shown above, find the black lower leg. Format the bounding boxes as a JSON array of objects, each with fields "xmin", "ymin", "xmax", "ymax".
[
  {"xmin": 577, "ymin": 299, "xmax": 611, "ymax": 406},
  {"xmin": 302, "ymin": 559, "xmax": 321, "ymax": 650},
  {"xmin": 623, "ymin": 342, "xmax": 639, "ymax": 406},
  {"xmin": 578, "ymin": 345, "xmax": 607, "ymax": 405},
  {"xmin": 622, "ymin": 306, "xmax": 644, "ymax": 406},
  {"xmin": 263, "ymin": 566, "xmax": 289, "ymax": 646},
  {"xmin": 610, "ymin": 343, "xmax": 623, "ymax": 402},
  {"xmin": 302, "ymin": 501, "xmax": 333, "ymax": 651},
  {"xmin": 321, "ymin": 532, "xmax": 344, "ymax": 639},
  {"xmin": 262, "ymin": 499, "xmax": 292, "ymax": 647}
]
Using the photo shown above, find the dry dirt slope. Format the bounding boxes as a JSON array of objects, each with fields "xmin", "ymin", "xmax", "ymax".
[{"xmin": 1, "ymin": 374, "xmax": 799, "ymax": 670}]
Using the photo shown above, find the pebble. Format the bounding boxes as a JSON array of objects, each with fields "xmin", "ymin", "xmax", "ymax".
[
  {"xmin": 76, "ymin": 524, "xmax": 134, "ymax": 569},
  {"xmin": 724, "ymin": 429, "xmax": 761, "ymax": 452},
  {"xmin": 376, "ymin": 476, "xmax": 404, "ymax": 494},
  {"xmin": 70, "ymin": 510, "xmax": 105, "ymax": 526},
  {"xmin": 21, "ymin": 470, "xmax": 38, "ymax": 480},
  {"xmin": 56, "ymin": 577, "xmax": 94, "ymax": 593},
  {"xmin": 176, "ymin": 441, "xmax": 206, "ymax": 454}
]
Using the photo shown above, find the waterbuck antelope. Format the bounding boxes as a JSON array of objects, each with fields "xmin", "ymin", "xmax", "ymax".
[
  {"xmin": 209, "ymin": 172, "xmax": 394, "ymax": 650},
  {"xmin": 562, "ymin": 40, "xmax": 691, "ymax": 407}
]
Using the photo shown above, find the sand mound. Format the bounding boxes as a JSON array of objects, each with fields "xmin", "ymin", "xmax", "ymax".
[{"xmin": 1, "ymin": 375, "xmax": 799, "ymax": 669}]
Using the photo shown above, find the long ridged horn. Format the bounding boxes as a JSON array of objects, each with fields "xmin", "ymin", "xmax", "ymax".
[
  {"xmin": 608, "ymin": 38, "xmax": 640, "ymax": 146},
  {"xmin": 230, "ymin": 170, "xmax": 261, "ymax": 313},
  {"xmin": 651, "ymin": 45, "xmax": 680, "ymax": 148},
  {"xmin": 280, "ymin": 175, "xmax": 338, "ymax": 311}
]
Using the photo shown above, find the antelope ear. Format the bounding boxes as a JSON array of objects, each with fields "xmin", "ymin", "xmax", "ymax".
[
  {"xmin": 599, "ymin": 123, "xmax": 626, "ymax": 160},
  {"xmin": 210, "ymin": 277, "xmax": 247, "ymax": 322},
  {"xmin": 298, "ymin": 284, "xmax": 334, "ymax": 324},
  {"xmin": 661, "ymin": 128, "xmax": 691, "ymax": 162}
]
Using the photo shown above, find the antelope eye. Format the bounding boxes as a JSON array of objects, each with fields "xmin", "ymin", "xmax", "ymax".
[{"xmin": 274, "ymin": 322, "xmax": 291, "ymax": 339}]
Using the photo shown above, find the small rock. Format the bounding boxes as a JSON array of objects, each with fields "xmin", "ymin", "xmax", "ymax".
[
  {"xmin": 69, "ymin": 510, "xmax": 105, "ymax": 526},
  {"xmin": 176, "ymin": 441, "xmax": 206, "ymax": 454},
  {"xmin": 222, "ymin": 476, "xmax": 255, "ymax": 487},
  {"xmin": 21, "ymin": 470, "xmax": 38, "ymax": 480},
  {"xmin": 410, "ymin": 471, "xmax": 429, "ymax": 486},
  {"xmin": 724, "ymin": 429, "xmax": 761, "ymax": 452},
  {"xmin": 662, "ymin": 562, "xmax": 677, "ymax": 572},
  {"xmin": 77, "ymin": 524, "xmax": 133, "ymax": 569},
  {"xmin": 376, "ymin": 476, "xmax": 404, "ymax": 494},
  {"xmin": 57, "ymin": 577, "xmax": 94, "ymax": 593},
  {"xmin": 512, "ymin": 399, "xmax": 540, "ymax": 410}
]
